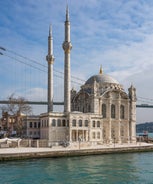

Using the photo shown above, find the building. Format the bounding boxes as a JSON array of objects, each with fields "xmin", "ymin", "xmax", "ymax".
[
  {"xmin": 23, "ymin": 116, "xmax": 40, "ymax": 139},
  {"xmin": 0, "ymin": 111, "xmax": 26, "ymax": 137},
  {"xmin": 0, "ymin": 111, "xmax": 41, "ymax": 139},
  {"xmin": 39, "ymin": 6, "xmax": 137, "ymax": 146}
]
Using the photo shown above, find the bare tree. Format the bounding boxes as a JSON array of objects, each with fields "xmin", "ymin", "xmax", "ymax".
[
  {"xmin": 0, "ymin": 93, "xmax": 32, "ymax": 137},
  {"xmin": 1, "ymin": 93, "xmax": 32, "ymax": 115}
]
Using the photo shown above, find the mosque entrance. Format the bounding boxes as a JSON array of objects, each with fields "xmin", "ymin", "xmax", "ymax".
[{"xmin": 71, "ymin": 130, "xmax": 89, "ymax": 142}]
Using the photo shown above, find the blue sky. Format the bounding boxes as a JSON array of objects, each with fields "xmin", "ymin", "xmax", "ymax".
[{"xmin": 1, "ymin": 0, "xmax": 153, "ymax": 123}]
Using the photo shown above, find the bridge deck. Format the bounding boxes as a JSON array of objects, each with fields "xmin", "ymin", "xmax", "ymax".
[
  {"xmin": 0, "ymin": 100, "xmax": 63, "ymax": 105},
  {"xmin": 0, "ymin": 101, "xmax": 152, "ymax": 108}
]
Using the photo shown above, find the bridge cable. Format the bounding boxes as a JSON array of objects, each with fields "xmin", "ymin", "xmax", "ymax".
[
  {"xmin": 0, "ymin": 51, "xmax": 83, "ymax": 86},
  {"xmin": 0, "ymin": 46, "xmax": 85, "ymax": 83}
]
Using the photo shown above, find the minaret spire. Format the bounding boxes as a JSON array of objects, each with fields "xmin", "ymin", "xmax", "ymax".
[
  {"xmin": 49, "ymin": 24, "xmax": 52, "ymax": 37},
  {"xmin": 63, "ymin": 5, "xmax": 72, "ymax": 113},
  {"xmin": 48, "ymin": 24, "xmax": 53, "ymax": 55},
  {"xmin": 46, "ymin": 24, "xmax": 55, "ymax": 112},
  {"xmin": 66, "ymin": 4, "xmax": 69, "ymax": 21}
]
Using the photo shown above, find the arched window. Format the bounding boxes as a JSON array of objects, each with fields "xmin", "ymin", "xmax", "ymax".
[
  {"xmin": 111, "ymin": 104, "xmax": 115, "ymax": 119},
  {"xmin": 102, "ymin": 104, "xmax": 106, "ymax": 118},
  {"xmin": 52, "ymin": 119, "xmax": 56, "ymax": 127},
  {"xmin": 57, "ymin": 119, "xmax": 61, "ymax": 127},
  {"xmin": 72, "ymin": 119, "xmax": 76, "ymax": 127},
  {"xmin": 34, "ymin": 122, "xmax": 37, "ymax": 128},
  {"xmin": 85, "ymin": 120, "xmax": 88, "ymax": 127},
  {"xmin": 92, "ymin": 121, "xmax": 95, "ymax": 127},
  {"xmin": 29, "ymin": 122, "xmax": 32, "ymax": 128},
  {"xmin": 79, "ymin": 120, "xmax": 82, "ymax": 127},
  {"xmin": 120, "ymin": 105, "xmax": 125, "ymax": 119},
  {"xmin": 62, "ymin": 119, "xmax": 66, "ymax": 126},
  {"xmin": 83, "ymin": 107, "xmax": 84, "ymax": 113},
  {"xmin": 97, "ymin": 121, "xmax": 100, "ymax": 127}
]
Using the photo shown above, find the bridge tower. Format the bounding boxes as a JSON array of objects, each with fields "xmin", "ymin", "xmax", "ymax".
[
  {"xmin": 46, "ymin": 25, "xmax": 55, "ymax": 112},
  {"xmin": 62, "ymin": 6, "xmax": 72, "ymax": 113}
]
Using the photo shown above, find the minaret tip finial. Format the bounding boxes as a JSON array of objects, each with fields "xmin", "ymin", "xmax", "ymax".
[
  {"xmin": 66, "ymin": 4, "xmax": 69, "ymax": 21},
  {"xmin": 131, "ymin": 83, "xmax": 134, "ymax": 88},
  {"xmin": 99, "ymin": 65, "xmax": 103, "ymax": 75},
  {"xmin": 49, "ymin": 24, "xmax": 52, "ymax": 37}
]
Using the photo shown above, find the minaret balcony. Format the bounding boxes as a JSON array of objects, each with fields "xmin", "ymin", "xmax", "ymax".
[
  {"xmin": 46, "ymin": 55, "xmax": 55, "ymax": 64},
  {"xmin": 62, "ymin": 41, "xmax": 72, "ymax": 53}
]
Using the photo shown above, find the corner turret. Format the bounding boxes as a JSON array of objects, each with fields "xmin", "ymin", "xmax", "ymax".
[{"xmin": 128, "ymin": 84, "xmax": 136, "ymax": 143}]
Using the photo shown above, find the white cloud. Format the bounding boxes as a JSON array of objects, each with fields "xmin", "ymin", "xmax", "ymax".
[{"xmin": 1, "ymin": 0, "xmax": 153, "ymax": 123}]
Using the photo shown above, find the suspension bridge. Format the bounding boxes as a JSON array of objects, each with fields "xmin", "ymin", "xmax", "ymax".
[
  {"xmin": 0, "ymin": 100, "xmax": 152, "ymax": 108},
  {"xmin": 0, "ymin": 46, "xmax": 153, "ymax": 109}
]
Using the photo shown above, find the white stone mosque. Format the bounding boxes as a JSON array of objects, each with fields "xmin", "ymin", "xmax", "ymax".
[{"xmin": 39, "ymin": 6, "xmax": 136, "ymax": 146}]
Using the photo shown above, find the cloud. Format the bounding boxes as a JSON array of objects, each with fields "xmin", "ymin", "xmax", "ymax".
[{"xmin": 1, "ymin": 0, "xmax": 153, "ymax": 123}]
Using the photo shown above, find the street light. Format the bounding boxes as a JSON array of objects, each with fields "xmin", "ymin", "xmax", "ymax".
[
  {"xmin": 113, "ymin": 137, "xmax": 115, "ymax": 148},
  {"xmin": 78, "ymin": 137, "xmax": 81, "ymax": 149}
]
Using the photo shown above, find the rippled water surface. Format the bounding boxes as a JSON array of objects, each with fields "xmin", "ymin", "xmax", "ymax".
[{"xmin": 1, "ymin": 152, "xmax": 153, "ymax": 184}]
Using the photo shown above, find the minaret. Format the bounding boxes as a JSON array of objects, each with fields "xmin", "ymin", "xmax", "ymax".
[
  {"xmin": 62, "ymin": 6, "xmax": 72, "ymax": 113},
  {"xmin": 46, "ymin": 25, "xmax": 55, "ymax": 112}
]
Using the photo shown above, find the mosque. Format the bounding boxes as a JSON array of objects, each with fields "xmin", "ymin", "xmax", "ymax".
[{"xmin": 39, "ymin": 7, "xmax": 136, "ymax": 146}]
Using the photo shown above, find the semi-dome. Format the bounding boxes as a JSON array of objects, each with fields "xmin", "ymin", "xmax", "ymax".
[{"xmin": 85, "ymin": 66, "xmax": 119, "ymax": 85}]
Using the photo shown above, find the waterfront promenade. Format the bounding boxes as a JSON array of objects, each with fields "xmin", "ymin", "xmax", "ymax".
[{"xmin": 0, "ymin": 142, "xmax": 153, "ymax": 161}]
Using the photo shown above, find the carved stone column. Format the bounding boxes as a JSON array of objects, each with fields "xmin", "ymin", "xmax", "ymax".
[
  {"xmin": 118, "ymin": 93, "xmax": 121, "ymax": 144},
  {"xmin": 108, "ymin": 92, "xmax": 112, "ymax": 144}
]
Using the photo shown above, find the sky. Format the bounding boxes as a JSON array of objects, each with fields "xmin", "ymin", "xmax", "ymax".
[{"xmin": 0, "ymin": 0, "xmax": 153, "ymax": 123}]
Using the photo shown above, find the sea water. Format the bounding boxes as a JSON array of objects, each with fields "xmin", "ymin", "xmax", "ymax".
[
  {"xmin": 137, "ymin": 132, "xmax": 153, "ymax": 138},
  {"xmin": 0, "ymin": 152, "xmax": 153, "ymax": 184}
]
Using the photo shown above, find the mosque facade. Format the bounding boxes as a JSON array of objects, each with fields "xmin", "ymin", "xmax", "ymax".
[{"xmin": 39, "ymin": 7, "xmax": 136, "ymax": 146}]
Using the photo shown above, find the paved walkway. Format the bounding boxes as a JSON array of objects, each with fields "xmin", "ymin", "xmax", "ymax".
[{"xmin": 0, "ymin": 142, "xmax": 152, "ymax": 154}]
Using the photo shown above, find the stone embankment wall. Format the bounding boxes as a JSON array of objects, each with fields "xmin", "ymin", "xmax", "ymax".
[{"xmin": 1, "ymin": 145, "xmax": 153, "ymax": 161}]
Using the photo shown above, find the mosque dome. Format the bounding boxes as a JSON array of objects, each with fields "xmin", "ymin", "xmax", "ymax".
[{"xmin": 85, "ymin": 66, "xmax": 119, "ymax": 85}]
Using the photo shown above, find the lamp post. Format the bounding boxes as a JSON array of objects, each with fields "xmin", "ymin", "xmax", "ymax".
[
  {"xmin": 114, "ymin": 137, "xmax": 115, "ymax": 148},
  {"xmin": 78, "ymin": 137, "xmax": 81, "ymax": 149}
]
